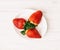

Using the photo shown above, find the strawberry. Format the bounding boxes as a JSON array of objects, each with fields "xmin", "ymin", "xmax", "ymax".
[
  {"xmin": 29, "ymin": 10, "xmax": 43, "ymax": 25},
  {"xmin": 13, "ymin": 18, "xmax": 26, "ymax": 29},
  {"xmin": 25, "ymin": 28, "xmax": 41, "ymax": 38}
]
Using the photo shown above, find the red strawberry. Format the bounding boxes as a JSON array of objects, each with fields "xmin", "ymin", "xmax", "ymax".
[
  {"xmin": 26, "ymin": 28, "xmax": 41, "ymax": 38},
  {"xmin": 29, "ymin": 10, "xmax": 43, "ymax": 25},
  {"xmin": 13, "ymin": 18, "xmax": 26, "ymax": 29}
]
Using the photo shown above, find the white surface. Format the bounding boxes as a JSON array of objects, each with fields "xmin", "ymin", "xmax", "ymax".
[
  {"xmin": 15, "ymin": 9, "xmax": 47, "ymax": 39},
  {"xmin": 0, "ymin": 0, "xmax": 60, "ymax": 50}
]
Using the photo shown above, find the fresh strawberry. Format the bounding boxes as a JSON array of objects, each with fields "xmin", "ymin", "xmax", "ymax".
[
  {"xmin": 29, "ymin": 10, "xmax": 43, "ymax": 25},
  {"xmin": 26, "ymin": 28, "xmax": 41, "ymax": 38},
  {"xmin": 13, "ymin": 18, "xmax": 26, "ymax": 29}
]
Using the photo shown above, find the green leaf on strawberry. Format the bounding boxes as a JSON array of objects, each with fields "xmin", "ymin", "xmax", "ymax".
[
  {"xmin": 21, "ymin": 21, "xmax": 36, "ymax": 35},
  {"xmin": 24, "ymin": 21, "xmax": 36, "ymax": 30},
  {"xmin": 21, "ymin": 30, "xmax": 25, "ymax": 35}
]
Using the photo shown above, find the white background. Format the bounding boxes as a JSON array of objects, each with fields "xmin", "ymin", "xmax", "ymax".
[{"xmin": 0, "ymin": 0, "xmax": 60, "ymax": 50}]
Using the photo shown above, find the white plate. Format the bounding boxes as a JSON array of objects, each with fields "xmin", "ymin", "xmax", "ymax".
[{"xmin": 14, "ymin": 9, "xmax": 47, "ymax": 39}]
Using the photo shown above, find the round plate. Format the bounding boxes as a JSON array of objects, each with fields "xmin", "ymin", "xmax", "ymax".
[{"xmin": 14, "ymin": 9, "xmax": 47, "ymax": 39}]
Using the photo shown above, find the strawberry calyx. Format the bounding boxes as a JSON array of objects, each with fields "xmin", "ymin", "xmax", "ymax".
[{"xmin": 21, "ymin": 21, "xmax": 36, "ymax": 35}]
